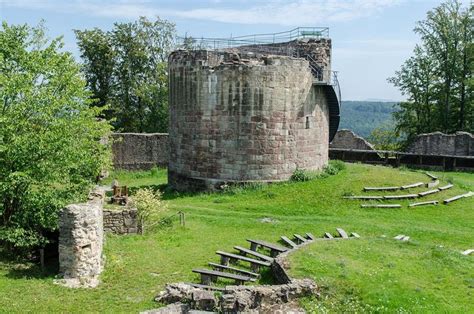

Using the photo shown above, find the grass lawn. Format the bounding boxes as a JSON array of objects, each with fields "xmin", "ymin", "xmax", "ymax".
[{"xmin": 0, "ymin": 163, "xmax": 472, "ymax": 313}]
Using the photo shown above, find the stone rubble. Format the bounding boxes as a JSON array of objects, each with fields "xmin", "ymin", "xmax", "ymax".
[{"xmin": 154, "ymin": 279, "xmax": 317, "ymax": 313}]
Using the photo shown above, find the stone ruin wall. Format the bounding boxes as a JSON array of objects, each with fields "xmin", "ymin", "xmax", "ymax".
[
  {"xmin": 168, "ymin": 50, "xmax": 329, "ymax": 191},
  {"xmin": 112, "ymin": 133, "xmax": 168, "ymax": 170},
  {"xmin": 57, "ymin": 188, "xmax": 105, "ymax": 288},
  {"xmin": 330, "ymin": 129, "xmax": 375, "ymax": 150},
  {"xmin": 103, "ymin": 208, "xmax": 139, "ymax": 235},
  {"xmin": 407, "ymin": 131, "xmax": 473, "ymax": 156},
  {"xmin": 235, "ymin": 38, "xmax": 332, "ymax": 81}
]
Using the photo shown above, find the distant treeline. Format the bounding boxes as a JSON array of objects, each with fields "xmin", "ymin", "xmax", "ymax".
[{"xmin": 339, "ymin": 101, "xmax": 399, "ymax": 138}]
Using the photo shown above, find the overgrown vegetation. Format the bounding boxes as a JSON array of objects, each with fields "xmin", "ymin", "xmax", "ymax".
[
  {"xmin": 389, "ymin": 0, "xmax": 473, "ymax": 144},
  {"xmin": 132, "ymin": 188, "xmax": 167, "ymax": 234},
  {"xmin": 0, "ymin": 22, "xmax": 112, "ymax": 250},
  {"xmin": 291, "ymin": 160, "xmax": 346, "ymax": 182},
  {"xmin": 0, "ymin": 164, "xmax": 471, "ymax": 312}
]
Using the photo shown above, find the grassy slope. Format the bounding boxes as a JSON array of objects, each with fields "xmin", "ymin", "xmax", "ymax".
[{"xmin": 0, "ymin": 164, "xmax": 472, "ymax": 313}]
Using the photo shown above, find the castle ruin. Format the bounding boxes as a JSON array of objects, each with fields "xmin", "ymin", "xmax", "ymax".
[{"xmin": 168, "ymin": 28, "xmax": 341, "ymax": 191}]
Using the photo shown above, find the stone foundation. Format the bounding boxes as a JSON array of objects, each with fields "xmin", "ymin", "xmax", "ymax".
[
  {"xmin": 103, "ymin": 208, "xmax": 139, "ymax": 234},
  {"xmin": 153, "ymin": 279, "xmax": 316, "ymax": 313}
]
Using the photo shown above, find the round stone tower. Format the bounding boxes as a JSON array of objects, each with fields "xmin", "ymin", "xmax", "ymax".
[{"xmin": 168, "ymin": 50, "xmax": 330, "ymax": 191}]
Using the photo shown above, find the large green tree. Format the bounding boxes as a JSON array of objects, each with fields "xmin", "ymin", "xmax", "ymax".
[
  {"xmin": 0, "ymin": 22, "xmax": 112, "ymax": 250},
  {"xmin": 389, "ymin": 0, "xmax": 473, "ymax": 144},
  {"xmin": 75, "ymin": 16, "xmax": 176, "ymax": 133}
]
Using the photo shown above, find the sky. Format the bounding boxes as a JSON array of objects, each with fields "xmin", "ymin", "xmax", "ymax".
[{"xmin": 0, "ymin": 0, "xmax": 466, "ymax": 101}]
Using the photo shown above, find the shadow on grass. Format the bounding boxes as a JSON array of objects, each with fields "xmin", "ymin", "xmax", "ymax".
[{"xmin": 0, "ymin": 249, "xmax": 58, "ymax": 280}]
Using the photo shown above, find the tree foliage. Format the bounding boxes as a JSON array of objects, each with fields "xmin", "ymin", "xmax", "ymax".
[
  {"xmin": 389, "ymin": 0, "xmax": 473, "ymax": 143},
  {"xmin": 75, "ymin": 17, "xmax": 176, "ymax": 133},
  {"xmin": 368, "ymin": 125, "xmax": 402, "ymax": 151},
  {"xmin": 0, "ymin": 22, "xmax": 112, "ymax": 249}
]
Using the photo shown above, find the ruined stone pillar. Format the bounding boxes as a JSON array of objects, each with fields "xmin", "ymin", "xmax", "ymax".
[{"xmin": 57, "ymin": 197, "xmax": 104, "ymax": 288}]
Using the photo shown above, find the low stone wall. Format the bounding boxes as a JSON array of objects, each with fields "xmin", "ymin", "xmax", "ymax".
[
  {"xmin": 407, "ymin": 131, "xmax": 473, "ymax": 156},
  {"xmin": 103, "ymin": 208, "xmax": 139, "ymax": 234},
  {"xmin": 330, "ymin": 129, "xmax": 375, "ymax": 150},
  {"xmin": 150, "ymin": 238, "xmax": 320, "ymax": 313},
  {"xmin": 152, "ymin": 279, "xmax": 316, "ymax": 313},
  {"xmin": 56, "ymin": 187, "xmax": 106, "ymax": 288},
  {"xmin": 112, "ymin": 133, "xmax": 169, "ymax": 170}
]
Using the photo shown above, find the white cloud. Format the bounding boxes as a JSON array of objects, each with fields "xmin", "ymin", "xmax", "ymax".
[{"xmin": 2, "ymin": 0, "xmax": 403, "ymax": 25}]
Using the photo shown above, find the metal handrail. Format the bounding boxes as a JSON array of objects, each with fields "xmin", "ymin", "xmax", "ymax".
[
  {"xmin": 177, "ymin": 27, "xmax": 329, "ymax": 49},
  {"xmin": 175, "ymin": 27, "xmax": 340, "ymax": 97}
]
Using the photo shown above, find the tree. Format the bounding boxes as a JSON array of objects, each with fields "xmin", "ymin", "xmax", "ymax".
[
  {"xmin": 75, "ymin": 16, "xmax": 176, "ymax": 133},
  {"xmin": 368, "ymin": 125, "xmax": 402, "ymax": 151},
  {"xmin": 0, "ymin": 22, "xmax": 112, "ymax": 250},
  {"xmin": 389, "ymin": 0, "xmax": 473, "ymax": 143}
]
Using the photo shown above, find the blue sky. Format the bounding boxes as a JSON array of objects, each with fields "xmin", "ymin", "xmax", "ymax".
[{"xmin": 0, "ymin": 0, "xmax": 465, "ymax": 101}]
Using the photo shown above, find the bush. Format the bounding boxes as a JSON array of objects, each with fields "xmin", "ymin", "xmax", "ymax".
[
  {"xmin": 329, "ymin": 160, "xmax": 346, "ymax": 171},
  {"xmin": 291, "ymin": 169, "xmax": 318, "ymax": 182},
  {"xmin": 291, "ymin": 161, "xmax": 346, "ymax": 182},
  {"xmin": 131, "ymin": 188, "xmax": 167, "ymax": 234},
  {"xmin": 0, "ymin": 22, "xmax": 112, "ymax": 250}
]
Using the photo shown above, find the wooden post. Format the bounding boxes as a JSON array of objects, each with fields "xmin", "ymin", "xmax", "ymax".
[{"xmin": 39, "ymin": 248, "xmax": 45, "ymax": 270}]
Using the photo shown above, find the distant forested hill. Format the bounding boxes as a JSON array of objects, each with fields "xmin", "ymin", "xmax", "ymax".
[{"xmin": 339, "ymin": 101, "xmax": 399, "ymax": 138}]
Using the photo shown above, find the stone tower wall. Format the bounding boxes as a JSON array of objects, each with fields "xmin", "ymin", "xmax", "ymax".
[{"xmin": 168, "ymin": 50, "xmax": 329, "ymax": 191}]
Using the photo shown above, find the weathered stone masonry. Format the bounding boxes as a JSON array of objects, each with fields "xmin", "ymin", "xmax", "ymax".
[
  {"xmin": 112, "ymin": 133, "xmax": 169, "ymax": 170},
  {"xmin": 168, "ymin": 49, "xmax": 330, "ymax": 191},
  {"xmin": 103, "ymin": 208, "xmax": 139, "ymax": 235},
  {"xmin": 407, "ymin": 131, "xmax": 473, "ymax": 156},
  {"xmin": 57, "ymin": 188, "xmax": 105, "ymax": 288},
  {"xmin": 330, "ymin": 129, "xmax": 375, "ymax": 151}
]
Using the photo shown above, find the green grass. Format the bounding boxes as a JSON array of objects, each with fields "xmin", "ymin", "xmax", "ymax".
[{"xmin": 0, "ymin": 163, "xmax": 472, "ymax": 313}]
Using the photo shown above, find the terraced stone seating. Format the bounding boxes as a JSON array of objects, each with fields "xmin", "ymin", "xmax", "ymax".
[
  {"xmin": 216, "ymin": 251, "xmax": 271, "ymax": 272},
  {"xmin": 192, "ymin": 268, "xmax": 256, "ymax": 285},
  {"xmin": 246, "ymin": 239, "xmax": 289, "ymax": 257},
  {"xmin": 187, "ymin": 229, "xmax": 359, "ymax": 290},
  {"xmin": 233, "ymin": 246, "xmax": 274, "ymax": 262},
  {"xmin": 208, "ymin": 262, "xmax": 260, "ymax": 278}
]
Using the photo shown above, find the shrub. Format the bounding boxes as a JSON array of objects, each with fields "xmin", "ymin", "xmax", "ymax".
[
  {"xmin": 0, "ymin": 22, "xmax": 112, "ymax": 250},
  {"xmin": 131, "ymin": 188, "xmax": 167, "ymax": 234},
  {"xmin": 329, "ymin": 160, "xmax": 346, "ymax": 171},
  {"xmin": 291, "ymin": 169, "xmax": 318, "ymax": 182}
]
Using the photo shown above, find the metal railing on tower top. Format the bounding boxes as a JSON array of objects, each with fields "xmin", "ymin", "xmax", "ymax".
[
  {"xmin": 176, "ymin": 27, "xmax": 339, "ymax": 100},
  {"xmin": 177, "ymin": 27, "xmax": 330, "ymax": 49}
]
